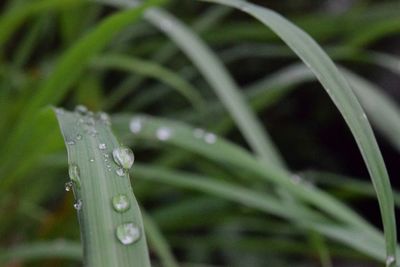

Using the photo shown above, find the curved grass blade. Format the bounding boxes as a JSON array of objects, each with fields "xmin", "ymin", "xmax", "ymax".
[
  {"xmin": 144, "ymin": 8, "xmax": 286, "ymax": 168},
  {"xmin": 133, "ymin": 163, "xmax": 387, "ymax": 261},
  {"xmin": 92, "ymin": 54, "xmax": 205, "ymax": 111},
  {"xmin": 143, "ymin": 212, "xmax": 179, "ymax": 267},
  {"xmin": 55, "ymin": 109, "xmax": 151, "ymax": 267},
  {"xmin": 113, "ymin": 115, "xmax": 384, "ymax": 243},
  {"xmin": 201, "ymin": 0, "xmax": 397, "ymax": 263}
]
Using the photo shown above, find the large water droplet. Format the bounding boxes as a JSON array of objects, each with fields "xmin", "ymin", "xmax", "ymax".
[
  {"xmin": 112, "ymin": 194, "xmax": 130, "ymax": 213},
  {"xmin": 113, "ymin": 146, "xmax": 134, "ymax": 170},
  {"xmin": 68, "ymin": 164, "xmax": 81, "ymax": 187},
  {"xmin": 386, "ymin": 255, "xmax": 396, "ymax": 266},
  {"xmin": 73, "ymin": 200, "xmax": 82, "ymax": 210},
  {"xmin": 204, "ymin": 133, "xmax": 217, "ymax": 144},
  {"xmin": 156, "ymin": 127, "xmax": 172, "ymax": 141},
  {"xmin": 116, "ymin": 222, "xmax": 141, "ymax": 245},
  {"xmin": 129, "ymin": 118, "xmax": 142, "ymax": 134},
  {"xmin": 99, "ymin": 143, "xmax": 107, "ymax": 150},
  {"xmin": 75, "ymin": 105, "xmax": 88, "ymax": 115}
]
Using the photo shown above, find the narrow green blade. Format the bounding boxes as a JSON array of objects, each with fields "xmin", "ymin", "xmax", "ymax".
[
  {"xmin": 55, "ymin": 108, "xmax": 151, "ymax": 267},
  {"xmin": 201, "ymin": 0, "xmax": 397, "ymax": 264}
]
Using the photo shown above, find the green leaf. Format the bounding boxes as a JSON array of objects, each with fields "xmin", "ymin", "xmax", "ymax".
[
  {"xmin": 200, "ymin": 0, "xmax": 397, "ymax": 263},
  {"xmin": 55, "ymin": 109, "xmax": 150, "ymax": 267}
]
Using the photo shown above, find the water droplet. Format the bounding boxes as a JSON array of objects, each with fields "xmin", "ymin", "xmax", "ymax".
[
  {"xmin": 75, "ymin": 105, "xmax": 88, "ymax": 115},
  {"xmin": 129, "ymin": 118, "xmax": 142, "ymax": 134},
  {"xmin": 116, "ymin": 222, "xmax": 141, "ymax": 245},
  {"xmin": 99, "ymin": 112, "xmax": 111, "ymax": 125},
  {"xmin": 116, "ymin": 168, "xmax": 126, "ymax": 177},
  {"xmin": 76, "ymin": 134, "xmax": 82, "ymax": 141},
  {"xmin": 113, "ymin": 146, "xmax": 134, "ymax": 170},
  {"xmin": 73, "ymin": 200, "xmax": 82, "ymax": 210},
  {"xmin": 204, "ymin": 133, "xmax": 217, "ymax": 144},
  {"xmin": 68, "ymin": 164, "xmax": 81, "ymax": 187},
  {"xmin": 104, "ymin": 153, "xmax": 109, "ymax": 158},
  {"xmin": 156, "ymin": 127, "xmax": 172, "ymax": 141},
  {"xmin": 99, "ymin": 143, "xmax": 107, "ymax": 150},
  {"xmin": 112, "ymin": 194, "xmax": 130, "ymax": 213},
  {"xmin": 89, "ymin": 158, "xmax": 95, "ymax": 163},
  {"xmin": 65, "ymin": 181, "xmax": 73, "ymax": 192},
  {"xmin": 66, "ymin": 140, "xmax": 75, "ymax": 145},
  {"xmin": 193, "ymin": 128, "xmax": 205, "ymax": 138},
  {"xmin": 386, "ymin": 255, "xmax": 396, "ymax": 266}
]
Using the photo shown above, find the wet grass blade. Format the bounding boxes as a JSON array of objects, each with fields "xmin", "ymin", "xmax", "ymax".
[
  {"xmin": 55, "ymin": 109, "xmax": 151, "ymax": 267},
  {"xmin": 132, "ymin": 163, "xmax": 386, "ymax": 261},
  {"xmin": 112, "ymin": 116, "xmax": 384, "ymax": 242},
  {"xmin": 201, "ymin": 0, "xmax": 397, "ymax": 264},
  {"xmin": 144, "ymin": 8, "xmax": 286, "ymax": 168}
]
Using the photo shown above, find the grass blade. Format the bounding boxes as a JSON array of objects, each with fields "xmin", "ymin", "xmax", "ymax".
[
  {"xmin": 201, "ymin": 0, "xmax": 397, "ymax": 263},
  {"xmin": 55, "ymin": 109, "xmax": 151, "ymax": 267},
  {"xmin": 92, "ymin": 54, "xmax": 205, "ymax": 111},
  {"xmin": 0, "ymin": 240, "xmax": 81, "ymax": 263}
]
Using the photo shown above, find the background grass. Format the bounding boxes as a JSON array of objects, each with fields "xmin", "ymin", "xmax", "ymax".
[{"xmin": 0, "ymin": 0, "xmax": 399, "ymax": 266}]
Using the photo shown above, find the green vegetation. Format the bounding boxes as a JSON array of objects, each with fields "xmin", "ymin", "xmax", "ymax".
[{"xmin": 1, "ymin": 0, "xmax": 399, "ymax": 266}]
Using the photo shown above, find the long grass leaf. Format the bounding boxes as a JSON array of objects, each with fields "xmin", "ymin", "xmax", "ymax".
[
  {"xmin": 55, "ymin": 109, "xmax": 151, "ymax": 267},
  {"xmin": 201, "ymin": 1, "xmax": 397, "ymax": 263}
]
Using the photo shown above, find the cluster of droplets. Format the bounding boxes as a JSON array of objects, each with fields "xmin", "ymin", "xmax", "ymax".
[
  {"xmin": 111, "ymin": 145, "xmax": 140, "ymax": 245},
  {"xmin": 128, "ymin": 117, "xmax": 217, "ymax": 145},
  {"xmin": 62, "ymin": 106, "xmax": 140, "ymax": 245}
]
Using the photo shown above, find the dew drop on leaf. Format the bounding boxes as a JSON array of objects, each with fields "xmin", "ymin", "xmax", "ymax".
[
  {"xmin": 116, "ymin": 222, "xmax": 140, "ymax": 245},
  {"xmin": 386, "ymin": 255, "xmax": 396, "ymax": 266},
  {"xmin": 156, "ymin": 127, "xmax": 172, "ymax": 141},
  {"xmin": 66, "ymin": 140, "xmax": 75, "ymax": 145},
  {"xmin": 116, "ymin": 168, "xmax": 125, "ymax": 177},
  {"xmin": 99, "ymin": 143, "xmax": 107, "ymax": 150},
  {"xmin": 68, "ymin": 164, "xmax": 81, "ymax": 187},
  {"xmin": 65, "ymin": 181, "xmax": 73, "ymax": 192},
  {"xmin": 73, "ymin": 200, "xmax": 82, "ymax": 210},
  {"xmin": 99, "ymin": 112, "xmax": 111, "ymax": 126},
  {"xmin": 129, "ymin": 118, "xmax": 142, "ymax": 134},
  {"xmin": 112, "ymin": 194, "xmax": 130, "ymax": 213},
  {"xmin": 75, "ymin": 105, "xmax": 88, "ymax": 115},
  {"xmin": 204, "ymin": 132, "xmax": 217, "ymax": 144},
  {"xmin": 113, "ymin": 146, "xmax": 134, "ymax": 170}
]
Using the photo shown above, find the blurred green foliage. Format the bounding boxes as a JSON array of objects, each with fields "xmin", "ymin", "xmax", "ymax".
[{"xmin": 0, "ymin": 0, "xmax": 399, "ymax": 266}]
